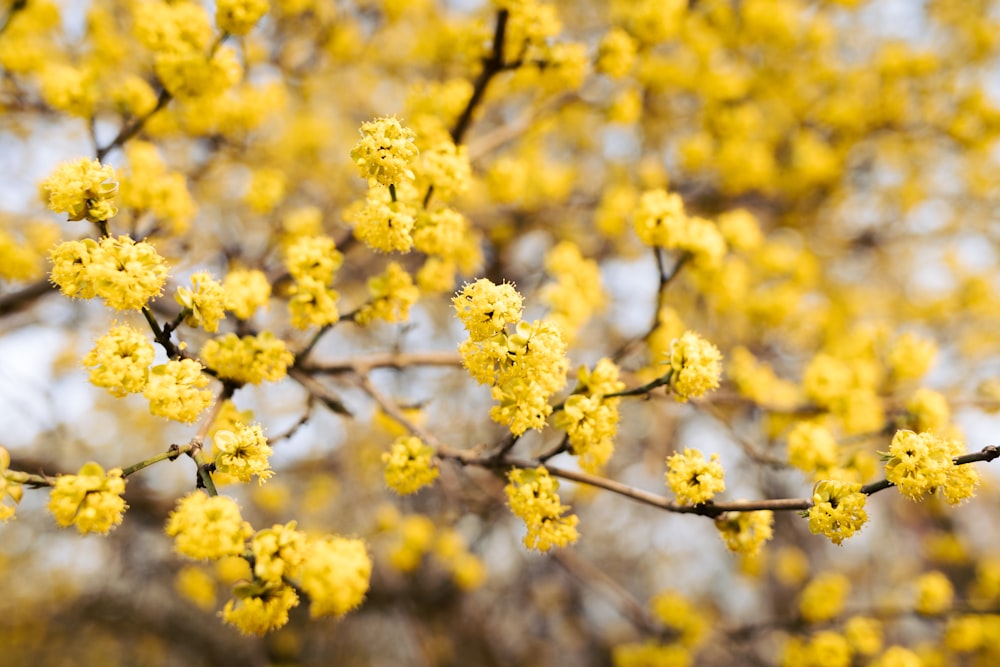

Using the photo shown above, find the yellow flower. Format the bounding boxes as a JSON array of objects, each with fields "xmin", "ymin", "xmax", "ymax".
[
  {"xmin": 844, "ymin": 616, "xmax": 883, "ymax": 656},
  {"xmin": 221, "ymin": 582, "xmax": 298, "ymax": 636},
  {"xmin": 914, "ymin": 571, "xmax": 954, "ymax": 615},
  {"xmin": 453, "ymin": 278, "xmax": 523, "ymax": 342},
  {"xmin": 283, "ymin": 235, "xmax": 343, "ymax": 284},
  {"xmin": 807, "ymin": 479, "xmax": 868, "ymax": 545},
  {"xmin": 884, "ymin": 429, "xmax": 953, "ymax": 501},
  {"xmin": 49, "ymin": 236, "xmax": 169, "ymax": 310},
  {"xmin": 40, "ymin": 157, "xmax": 117, "ymax": 223},
  {"xmin": 800, "ymin": 572, "xmax": 850, "ymax": 623},
  {"xmin": 222, "ymin": 268, "xmax": 271, "ymax": 320},
  {"xmin": 505, "ymin": 467, "xmax": 580, "ymax": 552},
  {"xmin": 633, "ymin": 188, "xmax": 687, "ymax": 249},
  {"xmin": 300, "ymin": 535, "xmax": 372, "ymax": 617},
  {"xmin": 215, "ymin": 0, "xmax": 269, "ymax": 35},
  {"xmin": 288, "ymin": 277, "xmax": 341, "ymax": 329},
  {"xmin": 82, "ymin": 324, "xmax": 155, "ymax": 396},
  {"xmin": 48, "ymin": 462, "xmax": 127, "ymax": 535},
  {"xmin": 650, "ymin": 590, "xmax": 708, "ymax": 648},
  {"xmin": 715, "ymin": 510, "xmax": 774, "ymax": 556},
  {"xmin": 665, "ymin": 448, "xmax": 725, "ymax": 505},
  {"xmin": 0, "ymin": 447, "xmax": 24, "ymax": 522},
  {"xmin": 166, "ymin": 491, "xmax": 252, "ymax": 560},
  {"xmin": 382, "ymin": 435, "xmax": 439, "ymax": 495},
  {"xmin": 201, "ymin": 332, "xmax": 294, "ymax": 384},
  {"xmin": 252, "ymin": 521, "xmax": 306, "ymax": 583},
  {"xmin": 667, "ymin": 331, "xmax": 723, "ymax": 401},
  {"xmin": 143, "ymin": 358, "xmax": 213, "ymax": 423},
  {"xmin": 350, "ymin": 116, "xmax": 419, "ymax": 187},
  {"xmin": 354, "ymin": 262, "xmax": 420, "ymax": 325},
  {"xmin": 175, "ymin": 271, "xmax": 227, "ymax": 333},
  {"xmin": 787, "ymin": 421, "xmax": 838, "ymax": 476},
  {"xmin": 213, "ymin": 422, "xmax": 274, "ymax": 485},
  {"xmin": 415, "ymin": 140, "xmax": 471, "ymax": 201},
  {"xmin": 351, "ymin": 195, "xmax": 416, "ymax": 253},
  {"xmin": 596, "ymin": 27, "xmax": 637, "ymax": 78}
]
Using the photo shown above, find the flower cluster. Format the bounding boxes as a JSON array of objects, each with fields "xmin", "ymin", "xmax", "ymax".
[
  {"xmin": 455, "ymin": 279, "xmax": 568, "ymax": 435},
  {"xmin": 354, "ymin": 262, "xmax": 420, "ymax": 325},
  {"xmin": 505, "ymin": 466, "xmax": 580, "ymax": 552},
  {"xmin": 175, "ymin": 272, "xmax": 227, "ymax": 333},
  {"xmin": 222, "ymin": 268, "xmax": 271, "ymax": 320},
  {"xmin": 82, "ymin": 324, "xmax": 155, "ymax": 397},
  {"xmin": 632, "ymin": 188, "xmax": 727, "ymax": 269},
  {"xmin": 299, "ymin": 535, "xmax": 372, "ymax": 617},
  {"xmin": 665, "ymin": 448, "xmax": 726, "ymax": 505},
  {"xmin": 666, "ymin": 331, "xmax": 723, "ymax": 401},
  {"xmin": 554, "ymin": 358, "xmax": 625, "ymax": 472},
  {"xmin": 119, "ymin": 141, "xmax": 197, "ymax": 234},
  {"xmin": 49, "ymin": 236, "xmax": 168, "ymax": 310},
  {"xmin": 48, "ymin": 462, "xmax": 127, "ymax": 535},
  {"xmin": 382, "ymin": 435, "xmax": 439, "ymax": 495},
  {"xmin": 787, "ymin": 421, "xmax": 839, "ymax": 477},
  {"xmin": 215, "ymin": 0, "xmax": 269, "ymax": 35},
  {"xmin": 351, "ymin": 116, "xmax": 419, "ymax": 187},
  {"xmin": 883, "ymin": 429, "xmax": 979, "ymax": 504},
  {"xmin": 213, "ymin": 422, "xmax": 274, "ymax": 485},
  {"xmin": 40, "ymin": 157, "xmax": 118, "ymax": 223},
  {"xmin": 284, "ymin": 235, "xmax": 343, "ymax": 328},
  {"xmin": 540, "ymin": 241, "xmax": 606, "ymax": 343},
  {"xmin": 714, "ymin": 510, "xmax": 774, "ymax": 556},
  {"xmin": 166, "ymin": 491, "xmax": 253, "ymax": 560},
  {"xmin": 807, "ymin": 479, "xmax": 868, "ymax": 545},
  {"xmin": 143, "ymin": 358, "xmax": 213, "ymax": 423},
  {"xmin": 201, "ymin": 332, "xmax": 294, "ymax": 384}
]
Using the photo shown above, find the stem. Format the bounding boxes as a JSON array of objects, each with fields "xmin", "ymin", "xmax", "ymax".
[
  {"xmin": 603, "ymin": 371, "xmax": 673, "ymax": 400},
  {"xmin": 121, "ymin": 444, "xmax": 192, "ymax": 477},
  {"xmin": 450, "ymin": 9, "xmax": 509, "ymax": 145}
]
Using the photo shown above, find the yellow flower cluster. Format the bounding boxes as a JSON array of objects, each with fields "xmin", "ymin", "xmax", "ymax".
[
  {"xmin": 299, "ymin": 535, "xmax": 372, "ymax": 617},
  {"xmin": 781, "ymin": 631, "xmax": 851, "ymax": 667},
  {"xmin": 354, "ymin": 262, "xmax": 420, "ymax": 325},
  {"xmin": 715, "ymin": 510, "xmax": 774, "ymax": 556},
  {"xmin": 612, "ymin": 641, "xmax": 690, "ymax": 667},
  {"xmin": 0, "ymin": 222, "xmax": 57, "ymax": 282},
  {"xmin": 666, "ymin": 331, "xmax": 723, "ymax": 401},
  {"xmin": 283, "ymin": 235, "xmax": 343, "ymax": 328},
  {"xmin": 807, "ymin": 480, "xmax": 868, "ymax": 545},
  {"xmin": 914, "ymin": 571, "xmax": 954, "ymax": 616},
  {"xmin": 166, "ymin": 491, "xmax": 253, "ymax": 560},
  {"xmin": 201, "ymin": 332, "xmax": 294, "ymax": 384},
  {"xmin": 650, "ymin": 590, "xmax": 708, "ymax": 649},
  {"xmin": 175, "ymin": 271, "xmax": 227, "ymax": 333},
  {"xmin": 351, "ymin": 116, "xmax": 419, "ymax": 187},
  {"xmin": 554, "ymin": 358, "xmax": 625, "ymax": 472},
  {"xmin": 213, "ymin": 422, "xmax": 274, "ymax": 485},
  {"xmin": 632, "ymin": 188, "xmax": 727, "ymax": 270},
  {"xmin": 49, "ymin": 236, "xmax": 168, "ymax": 310},
  {"xmin": 414, "ymin": 139, "xmax": 471, "ymax": 202},
  {"xmin": 381, "ymin": 510, "xmax": 486, "ymax": 590},
  {"xmin": 252, "ymin": 521, "xmax": 305, "ymax": 582},
  {"xmin": 540, "ymin": 241, "xmax": 606, "ymax": 343},
  {"xmin": 48, "ymin": 462, "xmax": 127, "ymax": 535},
  {"xmin": 143, "ymin": 358, "xmax": 213, "ymax": 423},
  {"xmin": 82, "ymin": 324, "xmax": 155, "ymax": 397},
  {"xmin": 505, "ymin": 466, "xmax": 580, "ymax": 552},
  {"xmin": 222, "ymin": 582, "xmax": 299, "ymax": 636},
  {"xmin": 382, "ymin": 435, "xmax": 439, "ymax": 495},
  {"xmin": 596, "ymin": 27, "xmax": 637, "ymax": 79},
  {"xmin": 222, "ymin": 268, "xmax": 271, "ymax": 320},
  {"xmin": 350, "ymin": 195, "xmax": 417, "ymax": 254},
  {"xmin": 40, "ymin": 157, "xmax": 118, "ymax": 223},
  {"xmin": 0, "ymin": 448, "xmax": 24, "ymax": 522},
  {"xmin": 884, "ymin": 429, "xmax": 979, "ymax": 503},
  {"xmin": 215, "ymin": 0, "xmax": 270, "ymax": 35},
  {"xmin": 455, "ymin": 279, "xmax": 568, "ymax": 435},
  {"xmin": 665, "ymin": 448, "xmax": 726, "ymax": 505},
  {"xmin": 119, "ymin": 141, "xmax": 197, "ymax": 234},
  {"xmin": 800, "ymin": 572, "xmax": 850, "ymax": 623},
  {"xmin": 787, "ymin": 421, "xmax": 838, "ymax": 477}
]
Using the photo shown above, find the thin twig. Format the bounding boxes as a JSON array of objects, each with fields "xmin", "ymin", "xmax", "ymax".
[{"xmin": 302, "ymin": 351, "xmax": 464, "ymax": 375}]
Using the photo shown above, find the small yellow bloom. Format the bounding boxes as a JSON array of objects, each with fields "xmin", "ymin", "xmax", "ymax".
[
  {"xmin": 351, "ymin": 116, "xmax": 419, "ymax": 187},
  {"xmin": 665, "ymin": 448, "xmax": 725, "ymax": 505},
  {"xmin": 143, "ymin": 358, "xmax": 213, "ymax": 423},
  {"xmin": 715, "ymin": 510, "xmax": 774, "ymax": 556},
  {"xmin": 807, "ymin": 479, "xmax": 868, "ymax": 545},
  {"xmin": 213, "ymin": 422, "xmax": 274, "ymax": 485},
  {"xmin": 382, "ymin": 435, "xmax": 439, "ymax": 495},
  {"xmin": 40, "ymin": 157, "xmax": 118, "ymax": 223},
  {"xmin": 800, "ymin": 572, "xmax": 850, "ymax": 623},
  {"xmin": 0, "ymin": 447, "xmax": 24, "ymax": 522},
  {"xmin": 914, "ymin": 571, "xmax": 954, "ymax": 615},
  {"xmin": 300, "ymin": 535, "xmax": 372, "ymax": 617},
  {"xmin": 667, "ymin": 331, "xmax": 723, "ymax": 401},
  {"xmin": 48, "ymin": 462, "xmax": 127, "ymax": 535},
  {"xmin": 165, "ymin": 491, "xmax": 252, "ymax": 560},
  {"xmin": 251, "ymin": 521, "xmax": 306, "ymax": 583},
  {"xmin": 221, "ymin": 582, "xmax": 298, "ymax": 636},
  {"xmin": 175, "ymin": 271, "xmax": 227, "ymax": 333},
  {"xmin": 82, "ymin": 324, "xmax": 155, "ymax": 396},
  {"xmin": 505, "ymin": 467, "xmax": 579, "ymax": 552}
]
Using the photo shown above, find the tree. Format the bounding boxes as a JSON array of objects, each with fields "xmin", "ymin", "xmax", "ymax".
[{"xmin": 1, "ymin": 0, "xmax": 1000, "ymax": 664}]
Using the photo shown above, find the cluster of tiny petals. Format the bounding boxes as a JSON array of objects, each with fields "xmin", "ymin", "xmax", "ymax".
[
  {"xmin": 667, "ymin": 331, "xmax": 724, "ymax": 401},
  {"xmin": 382, "ymin": 435, "xmax": 439, "ymax": 494},
  {"xmin": 252, "ymin": 521, "xmax": 306, "ymax": 583},
  {"xmin": 288, "ymin": 278, "xmax": 340, "ymax": 329},
  {"xmin": 355, "ymin": 262, "xmax": 419, "ymax": 325},
  {"xmin": 40, "ymin": 157, "xmax": 118, "ymax": 223},
  {"xmin": 453, "ymin": 278, "xmax": 523, "ymax": 341},
  {"xmin": 633, "ymin": 188, "xmax": 687, "ymax": 248},
  {"xmin": 201, "ymin": 332, "xmax": 294, "ymax": 384},
  {"xmin": 215, "ymin": 0, "xmax": 270, "ymax": 35},
  {"xmin": 489, "ymin": 319, "xmax": 569, "ymax": 434},
  {"xmin": 49, "ymin": 236, "xmax": 168, "ymax": 310},
  {"xmin": 143, "ymin": 358, "xmax": 213, "ymax": 423},
  {"xmin": 300, "ymin": 536, "xmax": 372, "ymax": 617},
  {"xmin": 884, "ymin": 429, "xmax": 978, "ymax": 503},
  {"xmin": 505, "ymin": 466, "xmax": 579, "ymax": 552},
  {"xmin": 415, "ymin": 140, "xmax": 471, "ymax": 201},
  {"xmin": 283, "ymin": 235, "xmax": 343, "ymax": 284},
  {"xmin": 221, "ymin": 584, "xmax": 299, "ymax": 636},
  {"xmin": 554, "ymin": 359, "xmax": 625, "ymax": 473},
  {"xmin": 165, "ymin": 491, "xmax": 252, "ymax": 560},
  {"xmin": 82, "ymin": 324, "xmax": 155, "ymax": 397},
  {"xmin": 351, "ymin": 116, "xmax": 419, "ymax": 187},
  {"xmin": 665, "ymin": 448, "xmax": 726, "ymax": 505},
  {"xmin": 222, "ymin": 268, "xmax": 271, "ymax": 320},
  {"xmin": 48, "ymin": 462, "xmax": 127, "ymax": 535},
  {"xmin": 213, "ymin": 422, "xmax": 274, "ymax": 485},
  {"xmin": 715, "ymin": 510, "xmax": 774, "ymax": 555},
  {"xmin": 787, "ymin": 421, "xmax": 839, "ymax": 476},
  {"xmin": 175, "ymin": 271, "xmax": 227, "ymax": 332},
  {"xmin": 807, "ymin": 479, "xmax": 869, "ymax": 545},
  {"xmin": 351, "ymin": 195, "xmax": 416, "ymax": 253}
]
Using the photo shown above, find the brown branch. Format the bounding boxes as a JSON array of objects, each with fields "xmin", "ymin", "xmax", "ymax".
[
  {"xmin": 302, "ymin": 351, "xmax": 464, "ymax": 375},
  {"xmin": 450, "ymin": 9, "xmax": 509, "ymax": 145},
  {"xmin": 0, "ymin": 279, "xmax": 54, "ymax": 316}
]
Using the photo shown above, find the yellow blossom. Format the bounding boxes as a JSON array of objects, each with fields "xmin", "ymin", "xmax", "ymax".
[
  {"xmin": 382, "ymin": 435, "xmax": 439, "ymax": 495},
  {"xmin": 350, "ymin": 195, "xmax": 416, "ymax": 253},
  {"xmin": 175, "ymin": 271, "xmax": 227, "ymax": 333},
  {"xmin": 166, "ymin": 491, "xmax": 252, "ymax": 560},
  {"xmin": 221, "ymin": 582, "xmax": 298, "ymax": 636},
  {"xmin": 650, "ymin": 590, "xmax": 708, "ymax": 648},
  {"xmin": 288, "ymin": 277, "xmax": 340, "ymax": 329},
  {"xmin": 222, "ymin": 268, "xmax": 271, "ymax": 320},
  {"xmin": 351, "ymin": 116, "xmax": 419, "ymax": 187},
  {"xmin": 215, "ymin": 0, "xmax": 269, "ymax": 35},
  {"xmin": 50, "ymin": 236, "xmax": 169, "ymax": 311},
  {"xmin": 40, "ymin": 157, "xmax": 117, "ymax": 223},
  {"xmin": 48, "ymin": 462, "xmax": 127, "ymax": 535},
  {"xmin": 505, "ymin": 466, "xmax": 580, "ymax": 552},
  {"xmin": 844, "ymin": 616, "xmax": 883, "ymax": 656},
  {"xmin": 715, "ymin": 510, "xmax": 774, "ymax": 555},
  {"xmin": 300, "ymin": 535, "xmax": 372, "ymax": 617},
  {"xmin": 283, "ymin": 235, "xmax": 343, "ymax": 284},
  {"xmin": 201, "ymin": 332, "xmax": 294, "ymax": 384},
  {"xmin": 667, "ymin": 331, "xmax": 723, "ymax": 401},
  {"xmin": 354, "ymin": 262, "xmax": 420, "ymax": 325},
  {"xmin": 213, "ymin": 422, "xmax": 274, "ymax": 485},
  {"xmin": 251, "ymin": 521, "xmax": 306, "ymax": 583},
  {"xmin": 0, "ymin": 448, "xmax": 23, "ymax": 522},
  {"xmin": 914, "ymin": 571, "xmax": 953, "ymax": 615},
  {"xmin": 82, "ymin": 324, "xmax": 155, "ymax": 396},
  {"xmin": 665, "ymin": 448, "xmax": 726, "ymax": 505},
  {"xmin": 800, "ymin": 572, "xmax": 850, "ymax": 623},
  {"xmin": 596, "ymin": 27, "xmax": 637, "ymax": 78},
  {"xmin": 453, "ymin": 278, "xmax": 523, "ymax": 342},
  {"xmin": 143, "ymin": 358, "xmax": 213, "ymax": 423},
  {"xmin": 787, "ymin": 421, "xmax": 838, "ymax": 476},
  {"xmin": 807, "ymin": 479, "xmax": 868, "ymax": 545}
]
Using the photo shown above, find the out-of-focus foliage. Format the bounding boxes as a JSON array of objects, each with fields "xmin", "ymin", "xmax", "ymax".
[{"xmin": 2, "ymin": 0, "xmax": 1000, "ymax": 664}]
